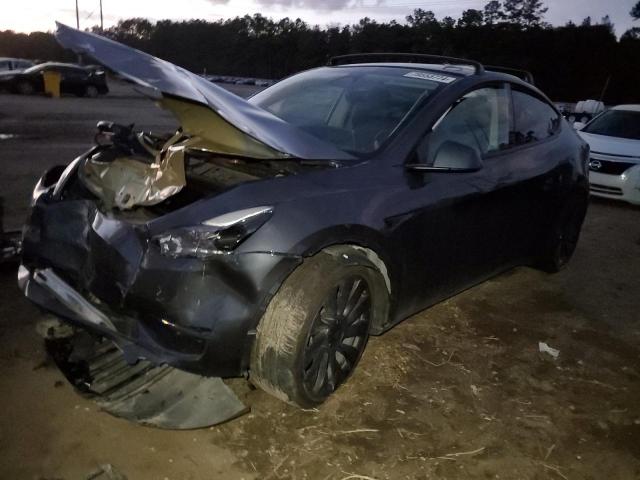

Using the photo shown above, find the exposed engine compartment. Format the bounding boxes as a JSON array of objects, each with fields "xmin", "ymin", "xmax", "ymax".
[{"xmin": 65, "ymin": 121, "xmax": 333, "ymax": 219}]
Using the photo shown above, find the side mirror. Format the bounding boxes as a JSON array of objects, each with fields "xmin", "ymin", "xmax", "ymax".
[
  {"xmin": 407, "ymin": 140, "xmax": 483, "ymax": 172},
  {"xmin": 573, "ymin": 121, "xmax": 586, "ymax": 131}
]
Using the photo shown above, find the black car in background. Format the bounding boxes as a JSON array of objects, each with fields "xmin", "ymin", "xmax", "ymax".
[
  {"xmin": 0, "ymin": 57, "xmax": 35, "ymax": 72},
  {"xmin": 21, "ymin": 26, "xmax": 590, "ymax": 415},
  {"xmin": 0, "ymin": 62, "xmax": 108, "ymax": 97}
]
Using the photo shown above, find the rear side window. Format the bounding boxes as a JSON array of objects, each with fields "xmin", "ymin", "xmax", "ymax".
[
  {"xmin": 420, "ymin": 85, "xmax": 510, "ymax": 164},
  {"xmin": 511, "ymin": 89, "xmax": 560, "ymax": 146}
]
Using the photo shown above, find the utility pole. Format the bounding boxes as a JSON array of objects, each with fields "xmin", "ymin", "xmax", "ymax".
[
  {"xmin": 599, "ymin": 75, "xmax": 611, "ymax": 104},
  {"xmin": 75, "ymin": 0, "xmax": 80, "ymax": 29},
  {"xmin": 100, "ymin": 0, "xmax": 104, "ymax": 31}
]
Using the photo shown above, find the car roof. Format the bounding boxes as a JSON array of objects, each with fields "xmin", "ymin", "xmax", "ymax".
[
  {"xmin": 333, "ymin": 62, "xmax": 476, "ymax": 77},
  {"xmin": 328, "ymin": 54, "xmax": 536, "ymax": 84},
  {"xmin": 332, "ymin": 62, "xmax": 541, "ymax": 89},
  {"xmin": 612, "ymin": 104, "xmax": 640, "ymax": 112}
]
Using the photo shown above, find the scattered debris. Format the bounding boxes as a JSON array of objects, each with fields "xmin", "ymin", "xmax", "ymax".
[
  {"xmin": 539, "ymin": 341, "xmax": 560, "ymax": 360},
  {"xmin": 85, "ymin": 464, "xmax": 127, "ymax": 480},
  {"xmin": 35, "ymin": 317, "xmax": 75, "ymax": 339},
  {"xmin": 334, "ymin": 429, "xmax": 379, "ymax": 435},
  {"xmin": 442, "ymin": 446, "xmax": 486, "ymax": 458},
  {"xmin": 46, "ymin": 332, "xmax": 249, "ymax": 429}
]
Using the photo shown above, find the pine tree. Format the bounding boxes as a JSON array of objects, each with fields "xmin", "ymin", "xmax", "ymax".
[
  {"xmin": 503, "ymin": 0, "xmax": 548, "ymax": 27},
  {"xmin": 631, "ymin": 1, "xmax": 640, "ymax": 21},
  {"xmin": 458, "ymin": 9, "xmax": 484, "ymax": 28},
  {"xmin": 483, "ymin": 1, "xmax": 505, "ymax": 24}
]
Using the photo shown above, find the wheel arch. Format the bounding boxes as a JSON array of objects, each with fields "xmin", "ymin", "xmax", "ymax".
[{"xmin": 319, "ymin": 243, "xmax": 392, "ymax": 335}]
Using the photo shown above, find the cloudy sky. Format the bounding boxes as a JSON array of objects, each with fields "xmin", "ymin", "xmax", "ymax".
[{"xmin": 4, "ymin": 0, "xmax": 638, "ymax": 36}]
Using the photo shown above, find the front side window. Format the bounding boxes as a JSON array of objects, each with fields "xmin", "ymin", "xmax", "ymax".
[
  {"xmin": 511, "ymin": 89, "xmax": 560, "ymax": 146},
  {"xmin": 419, "ymin": 85, "xmax": 510, "ymax": 164},
  {"xmin": 250, "ymin": 66, "xmax": 450, "ymax": 155},
  {"xmin": 582, "ymin": 110, "xmax": 640, "ymax": 140}
]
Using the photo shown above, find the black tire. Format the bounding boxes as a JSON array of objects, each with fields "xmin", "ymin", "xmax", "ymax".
[
  {"xmin": 538, "ymin": 194, "xmax": 588, "ymax": 273},
  {"xmin": 250, "ymin": 250, "xmax": 383, "ymax": 408},
  {"xmin": 17, "ymin": 81, "xmax": 34, "ymax": 95},
  {"xmin": 84, "ymin": 85, "xmax": 99, "ymax": 98}
]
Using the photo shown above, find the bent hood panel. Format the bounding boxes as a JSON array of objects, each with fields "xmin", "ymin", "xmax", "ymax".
[{"xmin": 54, "ymin": 23, "xmax": 355, "ymax": 161}]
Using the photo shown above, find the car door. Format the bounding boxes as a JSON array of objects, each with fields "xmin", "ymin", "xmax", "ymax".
[
  {"xmin": 59, "ymin": 67, "xmax": 87, "ymax": 95},
  {"xmin": 391, "ymin": 83, "xmax": 518, "ymax": 319},
  {"xmin": 494, "ymin": 84, "xmax": 564, "ymax": 260}
]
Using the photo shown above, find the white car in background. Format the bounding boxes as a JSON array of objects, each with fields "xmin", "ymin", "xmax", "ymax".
[{"xmin": 576, "ymin": 105, "xmax": 640, "ymax": 205}]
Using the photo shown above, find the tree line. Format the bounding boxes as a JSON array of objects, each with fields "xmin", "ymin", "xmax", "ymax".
[{"xmin": 1, "ymin": 0, "xmax": 639, "ymax": 103}]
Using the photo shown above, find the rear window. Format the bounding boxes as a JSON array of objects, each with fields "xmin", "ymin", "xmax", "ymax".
[
  {"xmin": 583, "ymin": 110, "xmax": 640, "ymax": 140},
  {"xmin": 250, "ymin": 66, "xmax": 453, "ymax": 155},
  {"xmin": 510, "ymin": 89, "xmax": 561, "ymax": 146}
]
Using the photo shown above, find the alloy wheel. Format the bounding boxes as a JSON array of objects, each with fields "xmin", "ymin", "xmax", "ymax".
[{"xmin": 302, "ymin": 275, "xmax": 371, "ymax": 400}]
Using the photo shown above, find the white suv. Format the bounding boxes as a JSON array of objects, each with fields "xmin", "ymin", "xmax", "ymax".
[{"xmin": 577, "ymin": 105, "xmax": 640, "ymax": 205}]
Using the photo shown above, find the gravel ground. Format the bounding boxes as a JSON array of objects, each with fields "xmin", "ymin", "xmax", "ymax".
[{"xmin": 0, "ymin": 82, "xmax": 639, "ymax": 480}]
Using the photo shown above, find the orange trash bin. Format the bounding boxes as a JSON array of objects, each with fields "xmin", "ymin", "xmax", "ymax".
[{"xmin": 43, "ymin": 70, "xmax": 61, "ymax": 98}]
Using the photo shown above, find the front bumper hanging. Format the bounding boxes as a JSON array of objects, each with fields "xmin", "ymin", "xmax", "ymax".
[{"xmin": 26, "ymin": 267, "xmax": 249, "ymax": 429}]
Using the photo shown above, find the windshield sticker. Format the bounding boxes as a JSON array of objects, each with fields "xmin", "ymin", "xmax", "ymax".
[{"xmin": 403, "ymin": 71, "xmax": 456, "ymax": 83}]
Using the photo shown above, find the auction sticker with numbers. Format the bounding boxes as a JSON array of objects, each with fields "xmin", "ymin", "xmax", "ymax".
[{"xmin": 403, "ymin": 71, "xmax": 457, "ymax": 83}]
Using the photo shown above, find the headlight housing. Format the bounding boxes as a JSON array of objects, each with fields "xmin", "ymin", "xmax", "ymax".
[{"xmin": 154, "ymin": 206, "xmax": 273, "ymax": 259}]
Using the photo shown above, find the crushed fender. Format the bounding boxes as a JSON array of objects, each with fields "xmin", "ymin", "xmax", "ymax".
[
  {"xmin": 80, "ymin": 131, "xmax": 188, "ymax": 210},
  {"xmin": 43, "ymin": 325, "xmax": 249, "ymax": 429}
]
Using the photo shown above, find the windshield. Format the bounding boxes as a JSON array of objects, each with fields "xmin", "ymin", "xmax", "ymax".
[
  {"xmin": 249, "ymin": 66, "xmax": 450, "ymax": 155},
  {"xmin": 583, "ymin": 110, "xmax": 640, "ymax": 140}
]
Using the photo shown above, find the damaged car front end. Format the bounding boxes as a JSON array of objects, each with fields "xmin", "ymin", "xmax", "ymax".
[{"xmin": 19, "ymin": 25, "xmax": 356, "ymax": 426}]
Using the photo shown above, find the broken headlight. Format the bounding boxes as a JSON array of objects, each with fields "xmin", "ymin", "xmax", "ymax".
[{"xmin": 154, "ymin": 206, "xmax": 273, "ymax": 259}]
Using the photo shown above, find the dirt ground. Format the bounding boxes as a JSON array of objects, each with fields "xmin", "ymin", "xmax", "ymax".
[{"xmin": 1, "ymin": 84, "xmax": 639, "ymax": 480}]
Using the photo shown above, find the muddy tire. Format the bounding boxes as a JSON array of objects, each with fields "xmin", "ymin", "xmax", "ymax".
[
  {"xmin": 17, "ymin": 81, "xmax": 34, "ymax": 95},
  {"xmin": 538, "ymin": 194, "xmax": 588, "ymax": 273},
  {"xmin": 250, "ymin": 250, "xmax": 383, "ymax": 408}
]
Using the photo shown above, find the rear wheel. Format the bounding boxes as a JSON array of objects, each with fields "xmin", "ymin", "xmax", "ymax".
[
  {"xmin": 538, "ymin": 195, "xmax": 588, "ymax": 273},
  {"xmin": 250, "ymin": 251, "xmax": 380, "ymax": 408},
  {"xmin": 17, "ymin": 81, "xmax": 34, "ymax": 95},
  {"xmin": 84, "ymin": 85, "xmax": 99, "ymax": 98}
]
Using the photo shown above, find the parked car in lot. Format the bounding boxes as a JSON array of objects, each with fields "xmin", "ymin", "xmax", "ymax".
[
  {"xmin": 20, "ymin": 25, "xmax": 589, "ymax": 420},
  {"xmin": 0, "ymin": 57, "xmax": 35, "ymax": 72},
  {"xmin": 576, "ymin": 105, "xmax": 640, "ymax": 205},
  {"xmin": 0, "ymin": 62, "xmax": 108, "ymax": 97}
]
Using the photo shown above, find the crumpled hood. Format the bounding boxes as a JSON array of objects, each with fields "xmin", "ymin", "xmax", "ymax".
[
  {"xmin": 579, "ymin": 131, "xmax": 640, "ymax": 159},
  {"xmin": 54, "ymin": 23, "xmax": 355, "ymax": 161}
]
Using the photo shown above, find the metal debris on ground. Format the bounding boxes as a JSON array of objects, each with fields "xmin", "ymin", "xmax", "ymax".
[
  {"xmin": 46, "ymin": 330, "xmax": 249, "ymax": 429},
  {"xmin": 538, "ymin": 341, "xmax": 560, "ymax": 360},
  {"xmin": 85, "ymin": 464, "xmax": 128, "ymax": 480}
]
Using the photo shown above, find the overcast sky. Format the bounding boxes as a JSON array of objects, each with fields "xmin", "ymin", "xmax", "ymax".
[{"xmin": 4, "ymin": 0, "xmax": 638, "ymax": 36}]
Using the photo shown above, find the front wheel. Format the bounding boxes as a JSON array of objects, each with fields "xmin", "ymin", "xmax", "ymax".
[
  {"xmin": 250, "ymin": 251, "xmax": 380, "ymax": 408},
  {"xmin": 17, "ymin": 81, "xmax": 34, "ymax": 95},
  {"xmin": 538, "ymin": 194, "xmax": 588, "ymax": 273}
]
